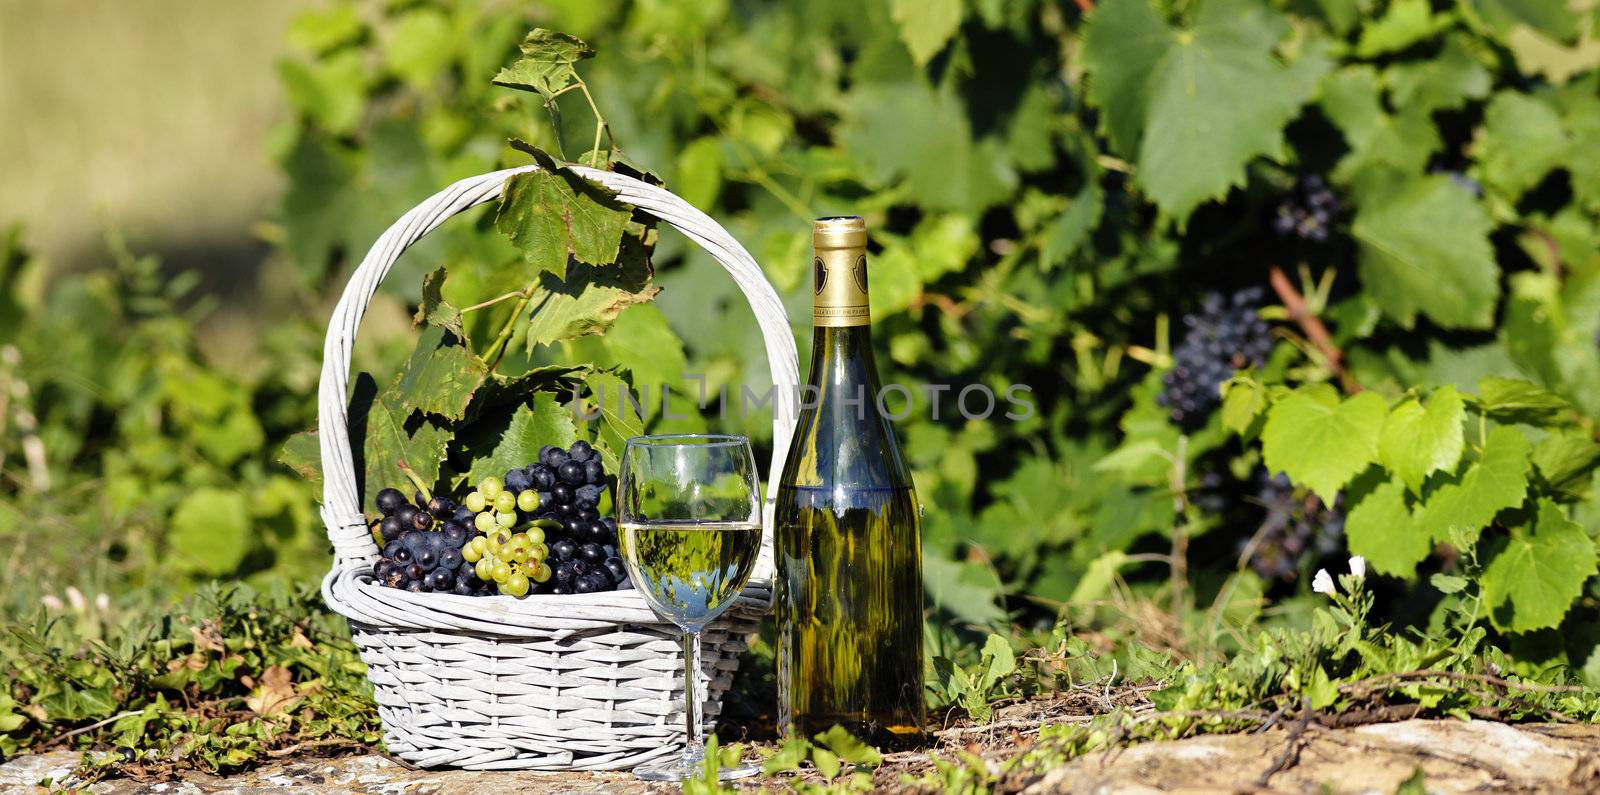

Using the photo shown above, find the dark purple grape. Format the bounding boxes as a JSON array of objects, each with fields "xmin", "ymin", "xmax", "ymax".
[
  {"xmin": 558, "ymin": 461, "xmax": 585, "ymax": 485},
  {"xmin": 579, "ymin": 543, "xmax": 604, "ymax": 562},
  {"xmin": 441, "ymin": 521, "xmax": 470, "ymax": 547},
  {"xmin": 375, "ymin": 488, "xmax": 407, "ymax": 515},
  {"xmin": 453, "ymin": 505, "xmax": 476, "ymax": 523},
  {"xmin": 575, "ymin": 485, "xmax": 601, "ymax": 508},
  {"xmin": 404, "ymin": 563, "xmax": 425, "ymax": 580},
  {"xmin": 579, "ymin": 508, "xmax": 600, "ymax": 522},
  {"xmin": 538, "ymin": 445, "xmax": 558, "ymax": 466},
  {"xmin": 383, "ymin": 571, "xmax": 408, "ymax": 588},
  {"xmin": 405, "ymin": 581, "xmax": 426, "ymax": 592},
  {"xmin": 416, "ymin": 548, "xmax": 438, "ymax": 569},
  {"xmin": 603, "ymin": 558, "xmax": 627, "ymax": 581},
  {"xmin": 410, "ymin": 510, "xmax": 434, "ymax": 531},
  {"xmin": 1159, "ymin": 288, "xmax": 1273, "ymax": 428},
  {"xmin": 379, "ymin": 516, "xmax": 407, "ymax": 542},
  {"xmin": 428, "ymin": 496, "xmax": 455, "ymax": 518},
  {"xmin": 584, "ymin": 459, "xmax": 604, "ymax": 484},
  {"xmin": 552, "ymin": 585, "xmax": 572, "ymax": 595},
  {"xmin": 395, "ymin": 504, "xmax": 419, "ymax": 527},
  {"xmin": 505, "ymin": 468, "xmax": 534, "ymax": 493},
  {"xmin": 574, "ymin": 576, "xmax": 601, "ymax": 594},
  {"xmin": 531, "ymin": 466, "xmax": 556, "ymax": 491},
  {"xmin": 1272, "ymin": 175, "xmax": 1342, "ymax": 244},
  {"xmin": 547, "ymin": 447, "xmax": 570, "ymax": 468},
  {"xmin": 392, "ymin": 547, "xmax": 414, "ymax": 565},
  {"xmin": 557, "ymin": 502, "xmax": 579, "ymax": 520},
  {"xmin": 439, "ymin": 548, "xmax": 464, "ymax": 571},
  {"xmin": 551, "ymin": 539, "xmax": 578, "ymax": 561},
  {"xmin": 374, "ymin": 560, "xmax": 396, "ymax": 579},
  {"xmin": 452, "ymin": 582, "xmax": 474, "ymax": 596},
  {"xmin": 569, "ymin": 440, "xmax": 593, "ymax": 462},
  {"xmin": 551, "ymin": 484, "xmax": 574, "ymax": 504},
  {"xmin": 555, "ymin": 560, "xmax": 577, "ymax": 584},
  {"xmin": 425, "ymin": 569, "xmax": 454, "ymax": 591}
]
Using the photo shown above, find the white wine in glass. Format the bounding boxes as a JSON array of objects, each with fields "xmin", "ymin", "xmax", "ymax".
[{"xmin": 617, "ymin": 434, "xmax": 762, "ymax": 782}]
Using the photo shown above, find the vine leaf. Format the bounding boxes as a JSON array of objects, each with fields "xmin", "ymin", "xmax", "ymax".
[
  {"xmin": 1481, "ymin": 500, "xmax": 1596, "ymax": 633},
  {"xmin": 1414, "ymin": 425, "xmax": 1531, "ymax": 545},
  {"xmin": 1320, "ymin": 66, "xmax": 1441, "ymax": 179},
  {"xmin": 1475, "ymin": 376, "xmax": 1574, "ymax": 424},
  {"xmin": 1081, "ymin": 0, "xmax": 1328, "ymax": 222},
  {"xmin": 584, "ymin": 370, "xmax": 645, "ymax": 474},
  {"xmin": 1473, "ymin": 91, "xmax": 1568, "ymax": 201},
  {"xmin": 169, "ymin": 488, "xmax": 252, "ymax": 575},
  {"xmin": 1345, "ymin": 479, "xmax": 1429, "ymax": 576},
  {"xmin": 524, "ymin": 228, "xmax": 659, "ymax": 349},
  {"xmin": 390, "ymin": 326, "xmax": 489, "ymax": 423},
  {"xmin": 462, "ymin": 392, "xmax": 577, "ymax": 485},
  {"xmin": 890, "ymin": 0, "xmax": 963, "ymax": 66},
  {"xmin": 1378, "ymin": 385, "xmax": 1466, "ymax": 494},
  {"xmin": 495, "ymin": 144, "xmax": 631, "ymax": 280},
  {"xmin": 491, "ymin": 29, "xmax": 594, "ymax": 100},
  {"xmin": 1261, "ymin": 387, "xmax": 1387, "ymax": 503},
  {"xmin": 414, "ymin": 266, "xmax": 464, "ymax": 337},
  {"xmin": 349, "ymin": 373, "xmax": 450, "ymax": 499},
  {"xmin": 1350, "ymin": 173, "xmax": 1499, "ymax": 329}
]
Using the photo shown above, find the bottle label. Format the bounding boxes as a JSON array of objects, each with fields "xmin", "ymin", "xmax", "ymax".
[{"xmin": 813, "ymin": 249, "xmax": 870, "ymax": 327}]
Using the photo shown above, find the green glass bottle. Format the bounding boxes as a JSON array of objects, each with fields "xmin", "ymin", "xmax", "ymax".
[{"xmin": 775, "ymin": 216, "xmax": 925, "ymax": 744}]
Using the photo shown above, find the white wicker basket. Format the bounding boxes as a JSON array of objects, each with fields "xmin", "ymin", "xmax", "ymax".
[{"xmin": 314, "ymin": 164, "xmax": 799, "ymax": 770}]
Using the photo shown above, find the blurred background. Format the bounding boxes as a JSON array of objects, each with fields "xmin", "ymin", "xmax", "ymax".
[{"xmin": 2, "ymin": 0, "xmax": 1599, "ymax": 678}]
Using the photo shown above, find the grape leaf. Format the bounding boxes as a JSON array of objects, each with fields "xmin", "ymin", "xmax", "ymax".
[
  {"xmin": 414, "ymin": 266, "xmax": 464, "ymax": 337},
  {"xmin": 1481, "ymin": 500, "xmax": 1597, "ymax": 633},
  {"xmin": 348, "ymin": 373, "xmax": 450, "ymax": 498},
  {"xmin": 389, "ymin": 326, "xmax": 489, "ymax": 423},
  {"xmin": 524, "ymin": 230, "xmax": 660, "ymax": 349},
  {"xmin": 923, "ymin": 554, "xmax": 1007, "ymax": 625},
  {"xmin": 491, "ymin": 29, "xmax": 595, "ymax": 99},
  {"xmin": 1476, "ymin": 376, "xmax": 1574, "ymax": 424},
  {"xmin": 1262, "ymin": 388, "xmax": 1386, "ymax": 502},
  {"xmin": 462, "ymin": 393, "xmax": 577, "ymax": 485},
  {"xmin": 1414, "ymin": 425, "xmax": 1532, "ymax": 545},
  {"xmin": 1081, "ymin": 0, "xmax": 1327, "ymax": 221},
  {"xmin": 1378, "ymin": 386, "xmax": 1466, "ymax": 494},
  {"xmin": 1350, "ymin": 174, "xmax": 1499, "ymax": 329},
  {"xmin": 1473, "ymin": 91, "xmax": 1568, "ymax": 201},
  {"xmin": 840, "ymin": 81, "xmax": 1017, "ymax": 213},
  {"xmin": 1531, "ymin": 430, "xmax": 1600, "ymax": 501},
  {"xmin": 1505, "ymin": 24, "xmax": 1600, "ymax": 85},
  {"xmin": 1386, "ymin": 35, "xmax": 1492, "ymax": 114},
  {"xmin": 1345, "ymin": 479, "xmax": 1430, "ymax": 575},
  {"xmin": 495, "ymin": 145, "xmax": 632, "ymax": 280},
  {"xmin": 1465, "ymin": 0, "xmax": 1581, "ymax": 42},
  {"xmin": 286, "ymin": 5, "xmax": 364, "ymax": 54},
  {"xmin": 1220, "ymin": 376, "xmax": 1270, "ymax": 436},
  {"xmin": 1356, "ymin": 0, "xmax": 1440, "ymax": 57},
  {"xmin": 1321, "ymin": 67, "xmax": 1441, "ymax": 179},
  {"xmin": 385, "ymin": 8, "xmax": 454, "ymax": 89},
  {"xmin": 276, "ymin": 430, "xmax": 324, "ymax": 493},
  {"xmin": 169, "ymin": 488, "xmax": 252, "ymax": 576},
  {"xmin": 890, "ymin": 0, "xmax": 963, "ymax": 65}
]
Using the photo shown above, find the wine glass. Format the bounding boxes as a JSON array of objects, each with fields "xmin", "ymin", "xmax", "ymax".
[{"xmin": 618, "ymin": 434, "xmax": 763, "ymax": 781}]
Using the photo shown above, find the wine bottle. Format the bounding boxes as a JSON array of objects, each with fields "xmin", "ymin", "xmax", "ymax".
[{"xmin": 775, "ymin": 216, "xmax": 925, "ymax": 744}]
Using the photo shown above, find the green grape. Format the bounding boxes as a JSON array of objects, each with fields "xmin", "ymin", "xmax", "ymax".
[
  {"xmin": 491, "ymin": 560, "xmax": 512, "ymax": 582},
  {"xmin": 475, "ymin": 556, "xmax": 494, "ymax": 582},
  {"xmin": 531, "ymin": 562, "xmax": 552, "ymax": 583},
  {"xmin": 503, "ymin": 572, "xmax": 530, "ymax": 597},
  {"xmin": 462, "ymin": 541, "xmax": 483, "ymax": 563},
  {"xmin": 469, "ymin": 536, "xmax": 488, "ymax": 557},
  {"xmin": 474, "ymin": 511, "xmax": 496, "ymax": 533},
  {"xmin": 530, "ymin": 543, "xmax": 548, "ymax": 562},
  {"xmin": 464, "ymin": 491, "xmax": 487, "ymax": 513},
  {"xmin": 525, "ymin": 526, "xmax": 545, "ymax": 544},
  {"xmin": 517, "ymin": 490, "xmax": 540, "ymax": 512},
  {"xmin": 491, "ymin": 529, "xmax": 513, "ymax": 550},
  {"xmin": 480, "ymin": 476, "xmax": 503, "ymax": 501},
  {"xmin": 495, "ymin": 510, "xmax": 517, "ymax": 528},
  {"xmin": 494, "ymin": 491, "xmax": 517, "ymax": 514},
  {"xmin": 510, "ymin": 545, "xmax": 531, "ymax": 564}
]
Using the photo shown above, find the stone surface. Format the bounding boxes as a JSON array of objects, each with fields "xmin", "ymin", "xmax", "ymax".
[
  {"xmin": 4, "ymin": 720, "xmax": 1600, "ymax": 793},
  {"xmin": 1023, "ymin": 719, "xmax": 1600, "ymax": 794}
]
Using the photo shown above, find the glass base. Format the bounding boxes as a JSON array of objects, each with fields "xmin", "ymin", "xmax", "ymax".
[{"xmin": 633, "ymin": 757, "xmax": 761, "ymax": 782}]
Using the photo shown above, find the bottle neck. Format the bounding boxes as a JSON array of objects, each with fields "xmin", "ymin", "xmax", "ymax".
[{"xmin": 804, "ymin": 324, "xmax": 880, "ymax": 390}]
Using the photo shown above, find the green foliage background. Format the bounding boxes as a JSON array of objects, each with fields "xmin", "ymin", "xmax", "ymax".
[{"xmin": 4, "ymin": 0, "xmax": 1600, "ymax": 772}]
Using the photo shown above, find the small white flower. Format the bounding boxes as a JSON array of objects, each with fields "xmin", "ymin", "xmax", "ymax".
[
  {"xmin": 1348, "ymin": 556, "xmax": 1366, "ymax": 580},
  {"xmin": 1311, "ymin": 569, "xmax": 1336, "ymax": 595},
  {"xmin": 65, "ymin": 586, "xmax": 86, "ymax": 612},
  {"xmin": 40, "ymin": 594, "xmax": 64, "ymax": 611},
  {"xmin": 95, "ymin": 592, "xmax": 111, "ymax": 612}
]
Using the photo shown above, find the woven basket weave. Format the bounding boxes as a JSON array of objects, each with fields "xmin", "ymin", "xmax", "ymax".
[{"xmin": 314, "ymin": 164, "xmax": 799, "ymax": 770}]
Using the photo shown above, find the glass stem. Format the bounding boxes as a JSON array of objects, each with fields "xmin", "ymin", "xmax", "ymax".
[{"xmin": 682, "ymin": 629, "xmax": 706, "ymax": 770}]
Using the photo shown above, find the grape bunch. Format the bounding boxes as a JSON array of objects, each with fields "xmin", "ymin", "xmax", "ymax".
[
  {"xmin": 1271, "ymin": 175, "xmax": 1341, "ymax": 243},
  {"xmin": 458, "ymin": 474, "xmax": 552, "ymax": 597},
  {"xmin": 504, "ymin": 440, "xmax": 629, "ymax": 595},
  {"xmin": 370, "ymin": 488, "xmax": 491, "ymax": 595},
  {"xmin": 1242, "ymin": 472, "xmax": 1346, "ymax": 583},
  {"xmin": 1158, "ymin": 288, "xmax": 1274, "ymax": 426}
]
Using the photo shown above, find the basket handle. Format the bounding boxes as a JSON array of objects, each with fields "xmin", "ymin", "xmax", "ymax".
[{"xmin": 316, "ymin": 165, "xmax": 800, "ymax": 577}]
